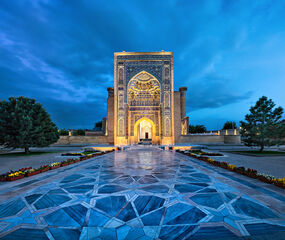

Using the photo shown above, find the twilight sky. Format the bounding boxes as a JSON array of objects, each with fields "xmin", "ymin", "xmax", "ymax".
[{"xmin": 1, "ymin": 0, "xmax": 285, "ymax": 130}]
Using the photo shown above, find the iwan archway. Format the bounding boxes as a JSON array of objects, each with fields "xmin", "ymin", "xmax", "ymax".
[
  {"xmin": 127, "ymin": 71, "xmax": 161, "ymax": 145},
  {"xmin": 113, "ymin": 51, "xmax": 175, "ymax": 146},
  {"xmin": 132, "ymin": 117, "xmax": 160, "ymax": 144},
  {"xmin": 139, "ymin": 119, "xmax": 152, "ymax": 140}
]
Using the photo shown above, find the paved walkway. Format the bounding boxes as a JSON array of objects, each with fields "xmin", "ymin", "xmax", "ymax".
[
  {"xmin": 0, "ymin": 146, "xmax": 85, "ymax": 173},
  {"xmin": 210, "ymin": 151, "xmax": 285, "ymax": 178},
  {"xmin": 0, "ymin": 146, "xmax": 284, "ymax": 239}
]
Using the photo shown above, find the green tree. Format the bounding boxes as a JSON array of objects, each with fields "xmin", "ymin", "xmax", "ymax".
[
  {"xmin": 271, "ymin": 120, "xmax": 285, "ymax": 141},
  {"xmin": 0, "ymin": 96, "xmax": 60, "ymax": 153},
  {"xmin": 223, "ymin": 121, "xmax": 237, "ymax": 129},
  {"xmin": 94, "ymin": 121, "xmax": 102, "ymax": 130},
  {"xmin": 59, "ymin": 129, "xmax": 69, "ymax": 136},
  {"xmin": 73, "ymin": 129, "xmax": 85, "ymax": 136},
  {"xmin": 240, "ymin": 96, "xmax": 284, "ymax": 152},
  {"xmin": 189, "ymin": 124, "xmax": 207, "ymax": 133}
]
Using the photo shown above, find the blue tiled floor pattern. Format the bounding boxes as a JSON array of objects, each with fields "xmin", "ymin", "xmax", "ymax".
[{"xmin": 0, "ymin": 147, "xmax": 285, "ymax": 239}]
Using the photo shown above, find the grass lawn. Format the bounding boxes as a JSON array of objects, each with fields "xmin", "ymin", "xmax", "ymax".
[
  {"xmin": 0, "ymin": 151, "xmax": 62, "ymax": 157},
  {"xmin": 227, "ymin": 150, "xmax": 285, "ymax": 156}
]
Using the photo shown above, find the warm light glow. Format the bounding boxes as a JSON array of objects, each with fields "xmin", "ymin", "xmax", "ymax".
[
  {"xmin": 90, "ymin": 147, "xmax": 118, "ymax": 151},
  {"xmin": 133, "ymin": 117, "xmax": 156, "ymax": 144},
  {"xmin": 127, "ymin": 71, "xmax": 160, "ymax": 107},
  {"xmin": 139, "ymin": 120, "xmax": 152, "ymax": 139},
  {"xmin": 172, "ymin": 146, "xmax": 194, "ymax": 151}
]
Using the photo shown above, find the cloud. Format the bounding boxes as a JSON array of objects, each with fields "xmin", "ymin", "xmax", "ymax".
[
  {"xmin": 0, "ymin": 0, "xmax": 284, "ymax": 129},
  {"xmin": 187, "ymin": 74, "xmax": 253, "ymax": 111},
  {"xmin": 40, "ymin": 98, "xmax": 107, "ymax": 130}
]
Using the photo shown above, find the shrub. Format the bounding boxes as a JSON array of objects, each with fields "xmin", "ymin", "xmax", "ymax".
[
  {"xmin": 223, "ymin": 121, "xmax": 237, "ymax": 129},
  {"xmin": 189, "ymin": 125, "xmax": 207, "ymax": 133},
  {"xmin": 59, "ymin": 129, "xmax": 69, "ymax": 136},
  {"xmin": 228, "ymin": 164, "xmax": 236, "ymax": 171},
  {"xmin": 73, "ymin": 129, "xmax": 85, "ymax": 136}
]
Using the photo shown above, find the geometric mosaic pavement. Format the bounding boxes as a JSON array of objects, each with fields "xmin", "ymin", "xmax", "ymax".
[{"xmin": 0, "ymin": 146, "xmax": 285, "ymax": 239}]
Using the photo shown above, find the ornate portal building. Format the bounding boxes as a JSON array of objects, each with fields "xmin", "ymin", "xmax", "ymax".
[
  {"xmin": 105, "ymin": 51, "xmax": 189, "ymax": 145},
  {"xmin": 57, "ymin": 51, "xmax": 241, "ymax": 145}
]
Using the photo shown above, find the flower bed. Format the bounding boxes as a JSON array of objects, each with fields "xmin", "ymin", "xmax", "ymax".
[
  {"xmin": 8, "ymin": 175, "xmax": 25, "ymax": 181},
  {"xmin": 185, "ymin": 150, "xmax": 223, "ymax": 156},
  {"xmin": 61, "ymin": 162, "xmax": 69, "ymax": 167},
  {"xmin": 41, "ymin": 168, "xmax": 50, "ymax": 173},
  {"xmin": 39, "ymin": 165, "xmax": 50, "ymax": 173},
  {"xmin": 0, "ymin": 150, "xmax": 112, "ymax": 181},
  {"xmin": 50, "ymin": 162, "xmax": 61, "ymax": 170},
  {"xmin": 61, "ymin": 153, "xmax": 83, "ymax": 156},
  {"xmin": 25, "ymin": 169, "xmax": 41, "ymax": 177},
  {"xmin": 6, "ymin": 170, "xmax": 25, "ymax": 181},
  {"xmin": 176, "ymin": 150, "xmax": 285, "ymax": 189},
  {"xmin": 0, "ymin": 176, "xmax": 6, "ymax": 181}
]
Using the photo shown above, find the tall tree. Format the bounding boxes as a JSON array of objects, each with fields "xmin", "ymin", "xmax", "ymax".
[
  {"xmin": 59, "ymin": 129, "xmax": 69, "ymax": 136},
  {"xmin": 94, "ymin": 121, "xmax": 102, "ymax": 131},
  {"xmin": 189, "ymin": 125, "xmax": 207, "ymax": 133},
  {"xmin": 240, "ymin": 96, "xmax": 284, "ymax": 152},
  {"xmin": 223, "ymin": 121, "xmax": 237, "ymax": 129},
  {"xmin": 0, "ymin": 96, "xmax": 59, "ymax": 153},
  {"xmin": 73, "ymin": 129, "xmax": 85, "ymax": 136}
]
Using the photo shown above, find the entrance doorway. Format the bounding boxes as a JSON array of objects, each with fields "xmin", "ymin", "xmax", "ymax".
[
  {"xmin": 139, "ymin": 119, "xmax": 152, "ymax": 141},
  {"xmin": 145, "ymin": 132, "xmax": 149, "ymax": 139},
  {"xmin": 135, "ymin": 119, "xmax": 153, "ymax": 144},
  {"xmin": 132, "ymin": 117, "xmax": 158, "ymax": 144}
]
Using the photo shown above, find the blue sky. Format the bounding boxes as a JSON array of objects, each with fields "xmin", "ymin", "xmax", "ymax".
[{"xmin": 0, "ymin": 0, "xmax": 285, "ymax": 130}]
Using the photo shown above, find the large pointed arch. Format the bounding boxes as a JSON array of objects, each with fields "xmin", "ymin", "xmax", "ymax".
[
  {"xmin": 127, "ymin": 71, "xmax": 161, "ymax": 106},
  {"xmin": 134, "ymin": 117, "xmax": 155, "ymax": 143}
]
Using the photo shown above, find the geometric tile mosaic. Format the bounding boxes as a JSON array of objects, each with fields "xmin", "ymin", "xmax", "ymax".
[
  {"xmin": 163, "ymin": 202, "xmax": 206, "ymax": 225},
  {"xmin": 34, "ymin": 194, "xmax": 71, "ymax": 210},
  {"xmin": 0, "ymin": 146, "xmax": 284, "ymax": 239},
  {"xmin": 190, "ymin": 226, "xmax": 241, "ymax": 239},
  {"xmin": 190, "ymin": 193, "xmax": 224, "ymax": 209},
  {"xmin": 0, "ymin": 198, "xmax": 26, "ymax": 218},
  {"xmin": 134, "ymin": 196, "xmax": 165, "ymax": 215},
  {"xmin": 232, "ymin": 197, "xmax": 278, "ymax": 219}
]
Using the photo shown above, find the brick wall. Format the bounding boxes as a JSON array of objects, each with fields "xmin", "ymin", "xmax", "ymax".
[
  {"xmin": 54, "ymin": 136, "xmax": 109, "ymax": 145},
  {"xmin": 179, "ymin": 134, "xmax": 241, "ymax": 144}
]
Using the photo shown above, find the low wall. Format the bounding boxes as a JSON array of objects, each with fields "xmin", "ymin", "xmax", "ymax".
[
  {"xmin": 85, "ymin": 131, "xmax": 105, "ymax": 136},
  {"xmin": 55, "ymin": 135, "xmax": 109, "ymax": 145},
  {"xmin": 179, "ymin": 135, "xmax": 224, "ymax": 143},
  {"xmin": 224, "ymin": 135, "xmax": 241, "ymax": 144},
  {"xmin": 55, "ymin": 134, "xmax": 241, "ymax": 145},
  {"xmin": 179, "ymin": 134, "xmax": 241, "ymax": 144}
]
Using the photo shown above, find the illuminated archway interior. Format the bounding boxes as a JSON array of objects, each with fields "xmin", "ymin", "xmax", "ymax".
[
  {"xmin": 127, "ymin": 71, "xmax": 161, "ymax": 144},
  {"xmin": 139, "ymin": 119, "xmax": 152, "ymax": 140},
  {"xmin": 128, "ymin": 71, "xmax": 160, "ymax": 106}
]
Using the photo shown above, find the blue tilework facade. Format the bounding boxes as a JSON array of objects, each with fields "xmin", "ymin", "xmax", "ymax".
[{"xmin": 116, "ymin": 54, "xmax": 171, "ymax": 85}]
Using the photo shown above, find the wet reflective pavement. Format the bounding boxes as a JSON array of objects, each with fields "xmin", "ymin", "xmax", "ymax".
[{"xmin": 0, "ymin": 146, "xmax": 285, "ymax": 239}]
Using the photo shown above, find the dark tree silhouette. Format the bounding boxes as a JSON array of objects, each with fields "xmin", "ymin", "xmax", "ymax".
[
  {"xmin": 223, "ymin": 121, "xmax": 237, "ymax": 129},
  {"xmin": 240, "ymin": 96, "xmax": 284, "ymax": 152},
  {"xmin": 189, "ymin": 125, "xmax": 207, "ymax": 133},
  {"xmin": 0, "ymin": 97, "xmax": 59, "ymax": 153}
]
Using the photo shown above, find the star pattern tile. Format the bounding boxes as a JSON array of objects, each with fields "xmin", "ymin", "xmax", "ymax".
[
  {"xmin": 232, "ymin": 197, "xmax": 278, "ymax": 219},
  {"xmin": 190, "ymin": 193, "xmax": 224, "ymax": 209},
  {"xmin": 0, "ymin": 146, "xmax": 284, "ymax": 239}
]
